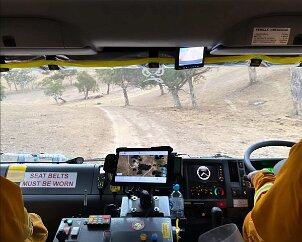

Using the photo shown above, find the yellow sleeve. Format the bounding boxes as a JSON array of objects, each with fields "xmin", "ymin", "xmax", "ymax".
[
  {"xmin": 253, "ymin": 171, "xmax": 275, "ymax": 205},
  {"xmin": 0, "ymin": 176, "xmax": 29, "ymax": 242},
  {"xmin": 26, "ymin": 213, "xmax": 48, "ymax": 242},
  {"xmin": 0, "ymin": 176, "xmax": 48, "ymax": 242},
  {"xmin": 251, "ymin": 140, "xmax": 302, "ymax": 242}
]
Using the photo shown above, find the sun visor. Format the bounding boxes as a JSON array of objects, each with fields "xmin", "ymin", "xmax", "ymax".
[
  {"xmin": 211, "ymin": 46, "xmax": 302, "ymax": 56},
  {"xmin": 211, "ymin": 15, "xmax": 302, "ymax": 55},
  {"xmin": 0, "ymin": 18, "xmax": 96, "ymax": 55}
]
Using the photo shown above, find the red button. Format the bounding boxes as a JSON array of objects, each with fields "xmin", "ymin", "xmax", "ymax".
[
  {"xmin": 217, "ymin": 201, "xmax": 227, "ymax": 208},
  {"xmin": 103, "ymin": 215, "xmax": 111, "ymax": 219}
]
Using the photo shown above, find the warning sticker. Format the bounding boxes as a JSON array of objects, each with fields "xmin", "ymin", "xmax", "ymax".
[
  {"xmin": 252, "ymin": 27, "xmax": 291, "ymax": 45},
  {"xmin": 162, "ymin": 222, "xmax": 171, "ymax": 239},
  {"xmin": 20, "ymin": 172, "xmax": 77, "ymax": 188},
  {"xmin": 233, "ymin": 199, "xmax": 248, "ymax": 208}
]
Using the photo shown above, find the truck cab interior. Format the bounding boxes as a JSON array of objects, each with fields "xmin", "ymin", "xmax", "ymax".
[{"xmin": 0, "ymin": 0, "xmax": 302, "ymax": 241}]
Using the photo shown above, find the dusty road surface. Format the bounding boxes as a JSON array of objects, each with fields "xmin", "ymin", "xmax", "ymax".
[
  {"xmin": 0, "ymin": 91, "xmax": 114, "ymax": 158},
  {"xmin": 100, "ymin": 106, "xmax": 178, "ymax": 149},
  {"xmin": 100, "ymin": 105, "xmax": 302, "ymax": 158}
]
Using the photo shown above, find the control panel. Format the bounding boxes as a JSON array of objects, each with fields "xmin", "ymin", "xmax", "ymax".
[
  {"xmin": 187, "ymin": 164, "xmax": 225, "ymax": 199},
  {"xmin": 54, "ymin": 217, "xmax": 173, "ymax": 242},
  {"xmin": 183, "ymin": 159, "xmax": 254, "ymax": 212},
  {"xmin": 190, "ymin": 185, "xmax": 225, "ymax": 199}
]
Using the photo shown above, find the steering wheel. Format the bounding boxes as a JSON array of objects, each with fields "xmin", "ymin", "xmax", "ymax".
[{"xmin": 244, "ymin": 140, "xmax": 296, "ymax": 173}]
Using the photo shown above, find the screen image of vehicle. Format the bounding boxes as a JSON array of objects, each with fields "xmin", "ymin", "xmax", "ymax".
[
  {"xmin": 179, "ymin": 47, "xmax": 204, "ymax": 66},
  {"xmin": 189, "ymin": 165, "xmax": 219, "ymax": 182},
  {"xmin": 115, "ymin": 150, "xmax": 168, "ymax": 183}
]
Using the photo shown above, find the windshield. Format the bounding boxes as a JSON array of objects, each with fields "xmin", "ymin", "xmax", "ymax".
[{"xmin": 1, "ymin": 66, "xmax": 301, "ymax": 160}]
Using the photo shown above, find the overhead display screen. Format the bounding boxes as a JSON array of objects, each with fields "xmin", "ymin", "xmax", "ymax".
[{"xmin": 176, "ymin": 47, "xmax": 205, "ymax": 69}]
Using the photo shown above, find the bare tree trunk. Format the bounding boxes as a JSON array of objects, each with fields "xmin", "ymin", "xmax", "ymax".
[
  {"xmin": 107, "ymin": 83, "xmax": 110, "ymax": 95},
  {"xmin": 54, "ymin": 96, "xmax": 59, "ymax": 105},
  {"xmin": 290, "ymin": 67, "xmax": 302, "ymax": 116},
  {"xmin": 58, "ymin": 97, "xmax": 66, "ymax": 103},
  {"xmin": 84, "ymin": 89, "xmax": 89, "ymax": 99},
  {"xmin": 13, "ymin": 82, "xmax": 18, "ymax": 91},
  {"xmin": 121, "ymin": 77, "xmax": 130, "ymax": 106},
  {"xmin": 30, "ymin": 80, "xmax": 35, "ymax": 90},
  {"xmin": 248, "ymin": 67, "xmax": 258, "ymax": 84},
  {"xmin": 171, "ymin": 89, "xmax": 181, "ymax": 108},
  {"xmin": 122, "ymin": 87, "xmax": 130, "ymax": 106},
  {"xmin": 188, "ymin": 77, "xmax": 197, "ymax": 108},
  {"xmin": 159, "ymin": 83, "xmax": 165, "ymax": 95},
  {"xmin": 6, "ymin": 81, "xmax": 12, "ymax": 91}
]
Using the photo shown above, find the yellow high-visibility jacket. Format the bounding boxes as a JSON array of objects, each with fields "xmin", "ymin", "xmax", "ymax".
[
  {"xmin": 0, "ymin": 176, "xmax": 48, "ymax": 242},
  {"xmin": 243, "ymin": 140, "xmax": 302, "ymax": 242}
]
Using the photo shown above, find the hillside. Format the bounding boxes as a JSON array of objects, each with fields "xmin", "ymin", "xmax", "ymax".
[{"xmin": 1, "ymin": 67, "xmax": 301, "ymax": 159}]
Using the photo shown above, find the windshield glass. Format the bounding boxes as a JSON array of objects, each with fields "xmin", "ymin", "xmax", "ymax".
[{"xmin": 1, "ymin": 66, "xmax": 301, "ymax": 160}]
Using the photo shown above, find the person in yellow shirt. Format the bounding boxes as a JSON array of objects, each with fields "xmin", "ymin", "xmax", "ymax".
[
  {"xmin": 243, "ymin": 139, "xmax": 302, "ymax": 242},
  {"xmin": 0, "ymin": 176, "xmax": 48, "ymax": 242}
]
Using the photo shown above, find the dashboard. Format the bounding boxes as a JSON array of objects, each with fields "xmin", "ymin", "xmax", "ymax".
[
  {"xmin": 0, "ymin": 156, "xmax": 281, "ymax": 241},
  {"xmin": 184, "ymin": 159, "xmax": 251, "ymax": 206},
  {"xmin": 181, "ymin": 158, "xmax": 253, "ymax": 240}
]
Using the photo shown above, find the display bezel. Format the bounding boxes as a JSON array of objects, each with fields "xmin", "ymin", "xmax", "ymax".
[
  {"xmin": 175, "ymin": 47, "xmax": 205, "ymax": 70},
  {"xmin": 112, "ymin": 146, "xmax": 173, "ymax": 186}
]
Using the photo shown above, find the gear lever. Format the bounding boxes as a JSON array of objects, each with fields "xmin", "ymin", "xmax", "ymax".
[{"xmin": 211, "ymin": 207, "xmax": 223, "ymax": 228}]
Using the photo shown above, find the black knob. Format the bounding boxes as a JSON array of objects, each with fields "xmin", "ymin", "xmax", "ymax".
[
  {"xmin": 140, "ymin": 190, "xmax": 152, "ymax": 209},
  {"xmin": 56, "ymin": 229, "xmax": 68, "ymax": 242},
  {"xmin": 211, "ymin": 207, "xmax": 223, "ymax": 228},
  {"xmin": 104, "ymin": 204, "xmax": 118, "ymax": 217}
]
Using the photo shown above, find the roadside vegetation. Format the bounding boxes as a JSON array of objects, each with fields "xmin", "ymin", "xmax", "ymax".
[
  {"xmin": 0, "ymin": 66, "xmax": 301, "ymax": 115},
  {"xmin": 0, "ymin": 83, "xmax": 5, "ymax": 101}
]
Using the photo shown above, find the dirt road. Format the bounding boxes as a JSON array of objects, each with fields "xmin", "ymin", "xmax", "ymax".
[{"xmin": 101, "ymin": 106, "xmax": 179, "ymax": 151}]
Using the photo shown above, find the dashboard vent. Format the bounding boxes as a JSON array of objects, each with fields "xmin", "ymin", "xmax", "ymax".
[{"xmin": 228, "ymin": 162, "xmax": 239, "ymax": 182}]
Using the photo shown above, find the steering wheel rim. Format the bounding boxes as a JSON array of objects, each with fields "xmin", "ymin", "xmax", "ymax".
[{"xmin": 244, "ymin": 140, "xmax": 296, "ymax": 172}]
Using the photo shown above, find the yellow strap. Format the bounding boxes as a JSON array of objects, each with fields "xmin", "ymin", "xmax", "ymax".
[
  {"xmin": 205, "ymin": 55, "xmax": 302, "ymax": 64},
  {"xmin": 0, "ymin": 55, "xmax": 301, "ymax": 68},
  {"xmin": 0, "ymin": 58, "xmax": 174, "ymax": 68},
  {"xmin": 254, "ymin": 182, "xmax": 274, "ymax": 205}
]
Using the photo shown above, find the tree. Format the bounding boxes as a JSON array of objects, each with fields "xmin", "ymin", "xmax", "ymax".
[
  {"xmin": 0, "ymin": 83, "xmax": 5, "ymax": 101},
  {"xmin": 94, "ymin": 68, "xmax": 143, "ymax": 106},
  {"xmin": 290, "ymin": 67, "xmax": 302, "ymax": 115},
  {"xmin": 95, "ymin": 69, "xmax": 114, "ymax": 95},
  {"xmin": 248, "ymin": 67, "xmax": 258, "ymax": 84},
  {"xmin": 140, "ymin": 66, "xmax": 166, "ymax": 95},
  {"xmin": 74, "ymin": 71, "xmax": 99, "ymax": 99},
  {"xmin": 1, "ymin": 69, "xmax": 35, "ymax": 91},
  {"xmin": 158, "ymin": 83, "xmax": 165, "ymax": 95},
  {"xmin": 186, "ymin": 68, "xmax": 211, "ymax": 108},
  {"xmin": 161, "ymin": 69, "xmax": 187, "ymax": 107},
  {"xmin": 61, "ymin": 69, "xmax": 78, "ymax": 85},
  {"xmin": 42, "ymin": 73, "xmax": 66, "ymax": 105},
  {"xmin": 5, "ymin": 78, "xmax": 12, "ymax": 91},
  {"xmin": 2, "ymin": 71, "xmax": 18, "ymax": 91},
  {"xmin": 161, "ymin": 68, "xmax": 210, "ymax": 108},
  {"xmin": 115, "ymin": 68, "xmax": 144, "ymax": 106}
]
